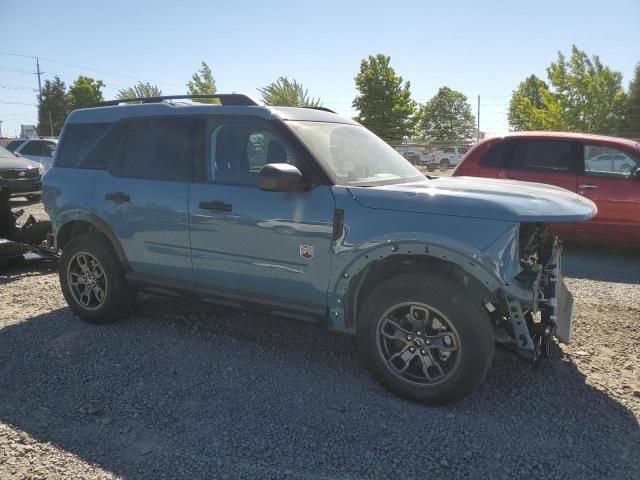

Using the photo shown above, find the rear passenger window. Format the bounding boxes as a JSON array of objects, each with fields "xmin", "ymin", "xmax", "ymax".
[
  {"xmin": 56, "ymin": 124, "xmax": 112, "ymax": 169},
  {"xmin": 479, "ymin": 141, "xmax": 516, "ymax": 169},
  {"xmin": 112, "ymin": 118, "xmax": 199, "ymax": 182},
  {"xmin": 510, "ymin": 140, "xmax": 575, "ymax": 173}
]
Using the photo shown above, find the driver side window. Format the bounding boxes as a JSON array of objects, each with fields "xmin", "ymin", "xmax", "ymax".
[
  {"xmin": 207, "ymin": 122, "xmax": 298, "ymax": 186},
  {"xmin": 583, "ymin": 145, "xmax": 638, "ymax": 178}
]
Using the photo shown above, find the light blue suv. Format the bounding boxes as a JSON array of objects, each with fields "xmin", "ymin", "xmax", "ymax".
[{"xmin": 42, "ymin": 94, "xmax": 596, "ymax": 404}]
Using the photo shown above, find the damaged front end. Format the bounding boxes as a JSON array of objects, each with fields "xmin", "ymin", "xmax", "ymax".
[{"xmin": 493, "ymin": 223, "xmax": 573, "ymax": 361}]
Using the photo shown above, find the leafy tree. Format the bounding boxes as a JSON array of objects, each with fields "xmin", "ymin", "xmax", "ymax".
[
  {"xmin": 546, "ymin": 45, "xmax": 625, "ymax": 134},
  {"xmin": 508, "ymin": 75, "xmax": 551, "ymax": 130},
  {"xmin": 67, "ymin": 75, "xmax": 105, "ymax": 110},
  {"xmin": 258, "ymin": 77, "xmax": 321, "ymax": 107},
  {"xmin": 352, "ymin": 54, "xmax": 416, "ymax": 143},
  {"xmin": 416, "ymin": 87, "xmax": 476, "ymax": 144},
  {"xmin": 117, "ymin": 81, "xmax": 162, "ymax": 99},
  {"xmin": 38, "ymin": 76, "xmax": 67, "ymax": 136},
  {"xmin": 619, "ymin": 63, "xmax": 640, "ymax": 139},
  {"xmin": 187, "ymin": 61, "xmax": 217, "ymax": 103}
]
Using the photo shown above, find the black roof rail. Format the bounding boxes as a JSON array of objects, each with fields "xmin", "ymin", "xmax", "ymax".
[
  {"xmin": 301, "ymin": 106, "xmax": 337, "ymax": 114},
  {"xmin": 91, "ymin": 94, "xmax": 259, "ymax": 108}
]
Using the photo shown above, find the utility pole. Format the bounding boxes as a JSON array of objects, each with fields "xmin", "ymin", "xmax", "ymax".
[
  {"xmin": 36, "ymin": 57, "xmax": 43, "ymax": 99},
  {"xmin": 477, "ymin": 95, "xmax": 480, "ymax": 143},
  {"xmin": 0, "ymin": 120, "xmax": 3, "ymax": 138},
  {"xmin": 35, "ymin": 57, "xmax": 54, "ymax": 137}
]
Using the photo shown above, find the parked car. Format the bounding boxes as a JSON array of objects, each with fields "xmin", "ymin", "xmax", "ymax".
[
  {"xmin": 420, "ymin": 146, "xmax": 470, "ymax": 171},
  {"xmin": 43, "ymin": 94, "xmax": 596, "ymax": 404},
  {"xmin": 453, "ymin": 132, "xmax": 640, "ymax": 246},
  {"xmin": 0, "ymin": 143, "xmax": 43, "ymax": 199},
  {"xmin": 5, "ymin": 138, "xmax": 58, "ymax": 171}
]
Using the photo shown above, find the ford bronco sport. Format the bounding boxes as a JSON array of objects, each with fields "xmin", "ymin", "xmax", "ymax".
[{"xmin": 42, "ymin": 94, "xmax": 596, "ymax": 404}]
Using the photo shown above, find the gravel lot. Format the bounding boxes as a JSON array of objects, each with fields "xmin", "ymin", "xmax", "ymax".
[{"xmin": 1, "ymin": 199, "xmax": 639, "ymax": 479}]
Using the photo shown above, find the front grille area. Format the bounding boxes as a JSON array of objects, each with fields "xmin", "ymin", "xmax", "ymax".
[{"xmin": 0, "ymin": 168, "xmax": 40, "ymax": 180}]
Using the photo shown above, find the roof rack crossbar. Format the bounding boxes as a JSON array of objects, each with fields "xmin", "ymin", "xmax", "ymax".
[
  {"xmin": 92, "ymin": 94, "xmax": 259, "ymax": 108},
  {"xmin": 301, "ymin": 106, "xmax": 337, "ymax": 114}
]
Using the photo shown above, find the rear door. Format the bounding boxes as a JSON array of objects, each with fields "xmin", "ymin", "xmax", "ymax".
[
  {"xmin": 92, "ymin": 117, "xmax": 198, "ymax": 282},
  {"xmin": 501, "ymin": 139, "xmax": 580, "ymax": 239},
  {"xmin": 576, "ymin": 143, "xmax": 640, "ymax": 244}
]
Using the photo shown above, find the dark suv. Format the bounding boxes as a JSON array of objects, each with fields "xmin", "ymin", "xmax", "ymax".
[{"xmin": 43, "ymin": 94, "xmax": 596, "ymax": 404}]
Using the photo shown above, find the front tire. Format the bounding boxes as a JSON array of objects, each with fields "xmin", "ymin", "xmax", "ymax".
[
  {"xmin": 59, "ymin": 233, "xmax": 134, "ymax": 324},
  {"xmin": 357, "ymin": 273, "xmax": 495, "ymax": 404}
]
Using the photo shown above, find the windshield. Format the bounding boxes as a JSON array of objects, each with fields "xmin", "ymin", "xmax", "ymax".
[
  {"xmin": 0, "ymin": 144, "xmax": 17, "ymax": 159},
  {"xmin": 287, "ymin": 121, "xmax": 424, "ymax": 186}
]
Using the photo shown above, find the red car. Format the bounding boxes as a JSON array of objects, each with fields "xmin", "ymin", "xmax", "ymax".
[{"xmin": 453, "ymin": 132, "xmax": 640, "ymax": 245}]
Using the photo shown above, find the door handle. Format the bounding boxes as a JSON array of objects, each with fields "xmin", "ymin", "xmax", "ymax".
[
  {"xmin": 105, "ymin": 192, "xmax": 130, "ymax": 203},
  {"xmin": 199, "ymin": 200, "xmax": 232, "ymax": 212},
  {"xmin": 578, "ymin": 184, "xmax": 598, "ymax": 189}
]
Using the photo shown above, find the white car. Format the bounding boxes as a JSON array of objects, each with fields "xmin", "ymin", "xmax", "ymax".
[
  {"xmin": 420, "ymin": 146, "xmax": 470, "ymax": 171},
  {"xmin": 5, "ymin": 138, "xmax": 58, "ymax": 171}
]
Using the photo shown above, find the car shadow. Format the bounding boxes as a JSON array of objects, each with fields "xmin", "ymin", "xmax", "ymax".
[
  {"xmin": 563, "ymin": 242, "xmax": 640, "ymax": 283},
  {"xmin": 0, "ymin": 297, "xmax": 638, "ymax": 479}
]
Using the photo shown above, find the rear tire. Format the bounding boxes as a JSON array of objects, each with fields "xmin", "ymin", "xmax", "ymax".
[
  {"xmin": 59, "ymin": 233, "xmax": 134, "ymax": 324},
  {"xmin": 439, "ymin": 159, "xmax": 450, "ymax": 171},
  {"xmin": 357, "ymin": 273, "xmax": 494, "ymax": 404}
]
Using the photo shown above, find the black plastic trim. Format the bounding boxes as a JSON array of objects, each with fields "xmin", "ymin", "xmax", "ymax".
[{"xmin": 125, "ymin": 272, "xmax": 327, "ymax": 323}]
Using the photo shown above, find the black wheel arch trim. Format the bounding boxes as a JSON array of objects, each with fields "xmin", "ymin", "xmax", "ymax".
[{"xmin": 57, "ymin": 215, "xmax": 131, "ymax": 271}]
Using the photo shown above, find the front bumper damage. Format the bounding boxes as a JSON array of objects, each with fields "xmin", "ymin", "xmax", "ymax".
[{"xmin": 499, "ymin": 240, "xmax": 574, "ymax": 360}]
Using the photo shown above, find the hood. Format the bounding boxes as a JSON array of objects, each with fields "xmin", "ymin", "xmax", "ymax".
[
  {"xmin": 348, "ymin": 176, "xmax": 597, "ymax": 222},
  {"xmin": 0, "ymin": 155, "xmax": 41, "ymax": 170}
]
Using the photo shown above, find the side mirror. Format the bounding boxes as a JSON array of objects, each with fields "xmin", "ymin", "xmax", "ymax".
[{"xmin": 259, "ymin": 163, "xmax": 307, "ymax": 192}]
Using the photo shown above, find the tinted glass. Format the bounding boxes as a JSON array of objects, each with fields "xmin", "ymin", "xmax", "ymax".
[
  {"xmin": 115, "ymin": 117, "xmax": 198, "ymax": 182},
  {"xmin": 42, "ymin": 142, "xmax": 56, "ymax": 157},
  {"xmin": 479, "ymin": 140, "xmax": 515, "ymax": 169},
  {"xmin": 5, "ymin": 140, "xmax": 25, "ymax": 152},
  {"xmin": 208, "ymin": 122, "xmax": 298, "ymax": 186},
  {"xmin": 56, "ymin": 123, "xmax": 112, "ymax": 168},
  {"xmin": 584, "ymin": 144, "xmax": 638, "ymax": 178},
  {"xmin": 511, "ymin": 140, "xmax": 574, "ymax": 172},
  {"xmin": 20, "ymin": 141, "xmax": 44, "ymax": 156}
]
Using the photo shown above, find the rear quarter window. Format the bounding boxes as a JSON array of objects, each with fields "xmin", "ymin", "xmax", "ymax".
[
  {"xmin": 55, "ymin": 123, "xmax": 112, "ymax": 169},
  {"xmin": 479, "ymin": 140, "xmax": 516, "ymax": 169}
]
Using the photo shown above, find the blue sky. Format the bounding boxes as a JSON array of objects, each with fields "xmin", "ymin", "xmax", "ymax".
[{"xmin": 1, "ymin": 0, "xmax": 638, "ymax": 138}]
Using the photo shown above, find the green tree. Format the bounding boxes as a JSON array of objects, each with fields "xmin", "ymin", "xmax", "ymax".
[
  {"xmin": 258, "ymin": 77, "xmax": 321, "ymax": 107},
  {"xmin": 547, "ymin": 45, "xmax": 625, "ymax": 134},
  {"xmin": 66, "ymin": 75, "xmax": 105, "ymax": 110},
  {"xmin": 416, "ymin": 87, "xmax": 476, "ymax": 144},
  {"xmin": 619, "ymin": 63, "xmax": 640, "ymax": 139},
  {"xmin": 508, "ymin": 75, "xmax": 551, "ymax": 130},
  {"xmin": 352, "ymin": 54, "xmax": 416, "ymax": 143},
  {"xmin": 187, "ymin": 61, "xmax": 217, "ymax": 103},
  {"xmin": 38, "ymin": 76, "xmax": 67, "ymax": 137},
  {"xmin": 116, "ymin": 81, "xmax": 162, "ymax": 99}
]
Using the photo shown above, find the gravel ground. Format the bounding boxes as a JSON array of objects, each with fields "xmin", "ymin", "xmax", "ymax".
[{"xmin": 1, "ymin": 199, "xmax": 639, "ymax": 479}]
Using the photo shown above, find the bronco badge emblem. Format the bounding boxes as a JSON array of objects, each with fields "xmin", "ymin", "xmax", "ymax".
[{"xmin": 299, "ymin": 245, "xmax": 314, "ymax": 259}]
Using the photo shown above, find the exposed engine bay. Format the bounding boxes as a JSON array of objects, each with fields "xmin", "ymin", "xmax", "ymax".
[{"xmin": 497, "ymin": 222, "xmax": 573, "ymax": 360}]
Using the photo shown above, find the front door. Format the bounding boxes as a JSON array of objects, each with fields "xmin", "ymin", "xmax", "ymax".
[
  {"xmin": 501, "ymin": 139, "xmax": 580, "ymax": 240},
  {"xmin": 189, "ymin": 118, "xmax": 335, "ymax": 311},
  {"xmin": 576, "ymin": 143, "xmax": 640, "ymax": 244},
  {"xmin": 92, "ymin": 117, "xmax": 198, "ymax": 282}
]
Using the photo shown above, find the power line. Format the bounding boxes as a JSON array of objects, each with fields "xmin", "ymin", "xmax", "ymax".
[{"xmin": 0, "ymin": 51, "xmax": 184, "ymax": 88}]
